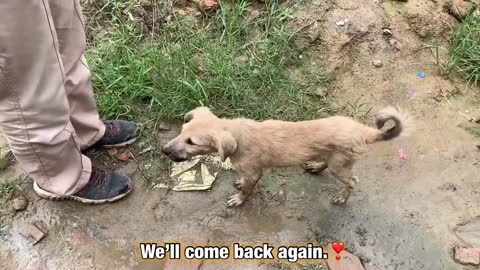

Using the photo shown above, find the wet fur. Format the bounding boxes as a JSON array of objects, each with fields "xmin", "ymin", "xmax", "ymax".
[{"xmin": 162, "ymin": 106, "xmax": 412, "ymax": 207}]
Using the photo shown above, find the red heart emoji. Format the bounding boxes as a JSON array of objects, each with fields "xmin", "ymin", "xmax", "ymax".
[{"xmin": 332, "ymin": 242, "xmax": 345, "ymax": 254}]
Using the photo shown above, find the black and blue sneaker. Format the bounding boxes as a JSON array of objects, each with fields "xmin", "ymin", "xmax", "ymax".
[
  {"xmin": 33, "ymin": 167, "xmax": 133, "ymax": 204},
  {"xmin": 94, "ymin": 120, "xmax": 141, "ymax": 148}
]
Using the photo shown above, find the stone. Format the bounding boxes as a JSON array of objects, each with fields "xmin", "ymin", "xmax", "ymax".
[
  {"xmin": 447, "ymin": 0, "xmax": 474, "ymax": 21},
  {"xmin": 20, "ymin": 223, "xmax": 48, "ymax": 245},
  {"xmin": 454, "ymin": 247, "xmax": 480, "ymax": 266},
  {"xmin": 158, "ymin": 121, "xmax": 172, "ymax": 131},
  {"xmin": 372, "ymin": 60, "xmax": 383, "ymax": 68},
  {"xmin": 382, "ymin": 28, "xmax": 393, "ymax": 36},
  {"xmin": 12, "ymin": 196, "xmax": 28, "ymax": 211}
]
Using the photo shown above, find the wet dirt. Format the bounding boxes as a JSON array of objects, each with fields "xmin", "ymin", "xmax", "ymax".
[{"xmin": 1, "ymin": 0, "xmax": 480, "ymax": 269}]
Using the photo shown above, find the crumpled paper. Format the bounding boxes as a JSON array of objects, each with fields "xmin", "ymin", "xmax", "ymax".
[{"xmin": 169, "ymin": 155, "xmax": 232, "ymax": 191}]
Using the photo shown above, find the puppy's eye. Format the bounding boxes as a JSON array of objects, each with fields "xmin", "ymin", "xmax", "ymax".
[{"xmin": 186, "ymin": 138, "xmax": 196, "ymax": 145}]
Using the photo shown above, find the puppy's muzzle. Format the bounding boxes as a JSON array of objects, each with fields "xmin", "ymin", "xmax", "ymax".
[
  {"xmin": 161, "ymin": 146, "xmax": 187, "ymax": 162},
  {"xmin": 161, "ymin": 146, "xmax": 172, "ymax": 156}
]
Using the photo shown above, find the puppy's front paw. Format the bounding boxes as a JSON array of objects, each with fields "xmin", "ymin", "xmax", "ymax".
[
  {"xmin": 330, "ymin": 194, "xmax": 347, "ymax": 205},
  {"xmin": 234, "ymin": 178, "xmax": 245, "ymax": 190},
  {"xmin": 331, "ymin": 188, "xmax": 350, "ymax": 205},
  {"xmin": 227, "ymin": 193, "xmax": 245, "ymax": 207}
]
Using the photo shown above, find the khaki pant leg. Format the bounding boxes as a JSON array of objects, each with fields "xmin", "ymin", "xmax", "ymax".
[
  {"xmin": 0, "ymin": 0, "xmax": 91, "ymax": 195},
  {"xmin": 49, "ymin": 0, "xmax": 105, "ymax": 149}
]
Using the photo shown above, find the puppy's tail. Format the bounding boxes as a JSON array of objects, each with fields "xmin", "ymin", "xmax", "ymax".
[{"xmin": 368, "ymin": 106, "xmax": 414, "ymax": 143}]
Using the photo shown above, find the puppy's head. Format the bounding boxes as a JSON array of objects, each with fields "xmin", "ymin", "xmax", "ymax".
[{"xmin": 162, "ymin": 107, "xmax": 237, "ymax": 162}]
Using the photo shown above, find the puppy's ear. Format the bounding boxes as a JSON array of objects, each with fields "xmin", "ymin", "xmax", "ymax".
[
  {"xmin": 213, "ymin": 131, "xmax": 237, "ymax": 162},
  {"xmin": 184, "ymin": 107, "xmax": 216, "ymax": 123},
  {"xmin": 184, "ymin": 109, "xmax": 196, "ymax": 123}
]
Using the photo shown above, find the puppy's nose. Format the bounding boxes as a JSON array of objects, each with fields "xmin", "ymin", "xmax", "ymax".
[{"xmin": 161, "ymin": 146, "xmax": 171, "ymax": 155}]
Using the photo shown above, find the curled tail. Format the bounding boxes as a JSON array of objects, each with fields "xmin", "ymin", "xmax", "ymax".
[{"xmin": 371, "ymin": 106, "xmax": 413, "ymax": 142}]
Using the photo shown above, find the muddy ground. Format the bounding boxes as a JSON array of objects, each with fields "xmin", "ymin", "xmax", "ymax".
[{"xmin": 1, "ymin": 0, "xmax": 480, "ymax": 269}]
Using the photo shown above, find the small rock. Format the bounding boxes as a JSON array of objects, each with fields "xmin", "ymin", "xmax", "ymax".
[
  {"xmin": 454, "ymin": 246, "xmax": 480, "ymax": 266},
  {"xmin": 12, "ymin": 196, "xmax": 28, "ymax": 211},
  {"xmin": 158, "ymin": 121, "xmax": 172, "ymax": 131},
  {"xmin": 382, "ymin": 28, "xmax": 393, "ymax": 36},
  {"xmin": 336, "ymin": 20, "xmax": 346, "ymax": 26},
  {"xmin": 19, "ymin": 223, "xmax": 47, "ymax": 245},
  {"xmin": 372, "ymin": 60, "xmax": 383, "ymax": 68},
  {"xmin": 447, "ymin": 0, "xmax": 474, "ymax": 21}
]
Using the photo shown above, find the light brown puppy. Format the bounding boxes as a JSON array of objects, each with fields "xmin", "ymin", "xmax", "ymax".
[{"xmin": 162, "ymin": 106, "xmax": 412, "ymax": 207}]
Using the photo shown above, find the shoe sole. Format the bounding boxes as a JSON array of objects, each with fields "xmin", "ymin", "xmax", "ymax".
[
  {"xmin": 102, "ymin": 127, "xmax": 141, "ymax": 149},
  {"xmin": 102, "ymin": 135, "xmax": 139, "ymax": 149},
  {"xmin": 33, "ymin": 181, "xmax": 133, "ymax": 204}
]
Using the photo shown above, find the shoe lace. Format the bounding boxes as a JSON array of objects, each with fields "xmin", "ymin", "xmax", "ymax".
[
  {"xmin": 104, "ymin": 122, "xmax": 118, "ymax": 138},
  {"xmin": 89, "ymin": 168, "xmax": 108, "ymax": 187}
]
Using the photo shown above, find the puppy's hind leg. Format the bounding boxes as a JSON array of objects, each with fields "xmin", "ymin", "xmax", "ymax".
[
  {"xmin": 233, "ymin": 177, "xmax": 246, "ymax": 190},
  {"xmin": 227, "ymin": 171, "xmax": 262, "ymax": 207},
  {"xmin": 327, "ymin": 154, "xmax": 358, "ymax": 205},
  {"xmin": 302, "ymin": 161, "xmax": 328, "ymax": 175}
]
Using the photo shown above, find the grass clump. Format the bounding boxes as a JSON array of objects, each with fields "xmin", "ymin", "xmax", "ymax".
[
  {"xmin": 85, "ymin": 0, "xmax": 333, "ymax": 121},
  {"xmin": 0, "ymin": 180, "xmax": 17, "ymax": 200},
  {"xmin": 449, "ymin": 8, "xmax": 480, "ymax": 86}
]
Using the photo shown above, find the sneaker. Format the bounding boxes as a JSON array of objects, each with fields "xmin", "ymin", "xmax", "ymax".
[
  {"xmin": 33, "ymin": 167, "xmax": 133, "ymax": 204},
  {"xmin": 93, "ymin": 120, "xmax": 140, "ymax": 148}
]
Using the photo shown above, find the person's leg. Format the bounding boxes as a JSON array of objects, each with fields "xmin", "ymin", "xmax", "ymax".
[
  {"xmin": 0, "ymin": 1, "xmax": 131, "ymax": 203},
  {"xmin": 48, "ymin": 0, "xmax": 104, "ymax": 149},
  {"xmin": 49, "ymin": 0, "xmax": 140, "ymax": 150}
]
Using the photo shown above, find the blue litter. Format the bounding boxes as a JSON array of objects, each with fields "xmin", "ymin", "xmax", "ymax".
[{"xmin": 418, "ymin": 71, "xmax": 425, "ymax": 78}]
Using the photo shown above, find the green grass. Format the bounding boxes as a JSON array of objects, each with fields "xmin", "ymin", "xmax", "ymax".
[
  {"xmin": 0, "ymin": 180, "xmax": 17, "ymax": 200},
  {"xmin": 85, "ymin": 0, "xmax": 333, "ymax": 121},
  {"xmin": 449, "ymin": 8, "xmax": 480, "ymax": 86}
]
